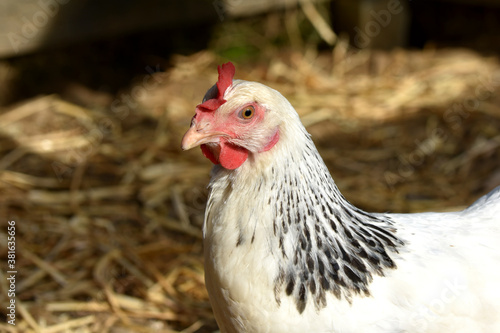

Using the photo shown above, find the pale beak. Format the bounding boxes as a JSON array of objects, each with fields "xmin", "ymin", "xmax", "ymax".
[{"xmin": 181, "ymin": 122, "xmax": 224, "ymax": 150}]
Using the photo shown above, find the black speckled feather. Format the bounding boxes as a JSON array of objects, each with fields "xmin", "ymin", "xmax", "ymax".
[{"xmin": 268, "ymin": 136, "xmax": 404, "ymax": 313}]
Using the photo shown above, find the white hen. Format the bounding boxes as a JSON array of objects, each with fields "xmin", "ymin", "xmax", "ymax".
[{"xmin": 181, "ymin": 62, "xmax": 500, "ymax": 333}]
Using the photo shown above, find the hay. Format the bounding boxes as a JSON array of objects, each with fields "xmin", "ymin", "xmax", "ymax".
[{"xmin": 0, "ymin": 46, "xmax": 499, "ymax": 332}]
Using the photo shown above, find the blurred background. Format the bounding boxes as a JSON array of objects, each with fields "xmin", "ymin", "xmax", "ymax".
[{"xmin": 0, "ymin": 0, "xmax": 499, "ymax": 332}]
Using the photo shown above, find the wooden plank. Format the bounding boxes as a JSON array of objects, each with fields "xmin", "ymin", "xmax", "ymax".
[
  {"xmin": 0, "ymin": 0, "xmax": 332, "ymax": 58},
  {"xmin": 219, "ymin": 0, "xmax": 325, "ymax": 18},
  {"xmin": 0, "ymin": 0, "xmax": 217, "ymax": 58},
  {"xmin": 333, "ymin": 0, "xmax": 410, "ymax": 49},
  {"xmin": 1, "ymin": 0, "xmax": 499, "ymax": 57}
]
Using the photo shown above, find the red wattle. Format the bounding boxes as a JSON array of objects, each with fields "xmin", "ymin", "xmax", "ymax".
[
  {"xmin": 219, "ymin": 139, "xmax": 248, "ymax": 170},
  {"xmin": 201, "ymin": 141, "xmax": 248, "ymax": 170},
  {"xmin": 201, "ymin": 144, "xmax": 218, "ymax": 164}
]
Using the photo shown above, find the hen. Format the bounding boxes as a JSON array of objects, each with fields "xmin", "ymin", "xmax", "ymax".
[{"xmin": 181, "ymin": 62, "xmax": 500, "ymax": 333}]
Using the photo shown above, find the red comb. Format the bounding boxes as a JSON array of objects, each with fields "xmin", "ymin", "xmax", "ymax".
[{"xmin": 197, "ymin": 62, "xmax": 235, "ymax": 112}]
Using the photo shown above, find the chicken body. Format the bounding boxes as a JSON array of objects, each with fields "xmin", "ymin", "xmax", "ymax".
[{"xmin": 182, "ymin": 64, "xmax": 500, "ymax": 333}]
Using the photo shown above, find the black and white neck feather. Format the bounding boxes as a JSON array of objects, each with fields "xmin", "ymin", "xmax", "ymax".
[
  {"xmin": 199, "ymin": 79, "xmax": 500, "ymax": 333},
  {"xmin": 203, "ymin": 85, "xmax": 405, "ymax": 316},
  {"xmin": 267, "ymin": 134, "xmax": 404, "ymax": 313}
]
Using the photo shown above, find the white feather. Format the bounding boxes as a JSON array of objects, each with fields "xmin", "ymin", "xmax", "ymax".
[{"xmin": 201, "ymin": 80, "xmax": 500, "ymax": 333}]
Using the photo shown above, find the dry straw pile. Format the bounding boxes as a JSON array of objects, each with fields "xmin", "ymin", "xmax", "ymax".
[{"xmin": 0, "ymin": 45, "xmax": 499, "ymax": 332}]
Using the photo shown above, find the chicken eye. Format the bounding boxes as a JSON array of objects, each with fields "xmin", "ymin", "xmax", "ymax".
[{"xmin": 240, "ymin": 106, "xmax": 255, "ymax": 119}]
